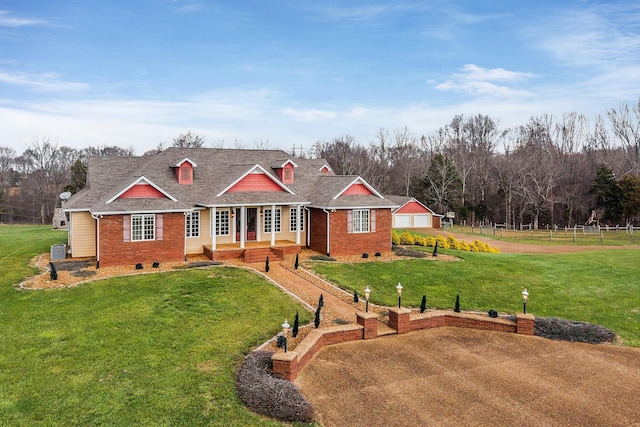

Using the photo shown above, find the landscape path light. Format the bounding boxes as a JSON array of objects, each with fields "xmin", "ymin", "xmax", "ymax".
[
  {"xmin": 396, "ymin": 282, "xmax": 403, "ymax": 308},
  {"xmin": 364, "ymin": 286, "xmax": 371, "ymax": 312},
  {"xmin": 522, "ymin": 288, "xmax": 529, "ymax": 314},
  {"xmin": 281, "ymin": 319, "xmax": 290, "ymax": 353}
]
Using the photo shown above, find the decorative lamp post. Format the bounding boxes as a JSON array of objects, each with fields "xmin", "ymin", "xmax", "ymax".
[
  {"xmin": 396, "ymin": 282, "xmax": 403, "ymax": 308},
  {"xmin": 522, "ymin": 288, "xmax": 529, "ymax": 314},
  {"xmin": 364, "ymin": 286, "xmax": 371, "ymax": 312},
  {"xmin": 281, "ymin": 319, "xmax": 290, "ymax": 353}
]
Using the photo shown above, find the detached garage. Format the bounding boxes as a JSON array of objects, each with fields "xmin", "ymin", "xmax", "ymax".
[{"xmin": 386, "ymin": 195, "xmax": 443, "ymax": 229}]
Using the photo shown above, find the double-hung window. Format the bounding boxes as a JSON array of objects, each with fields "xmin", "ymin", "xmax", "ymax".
[
  {"xmin": 213, "ymin": 210, "xmax": 230, "ymax": 236},
  {"xmin": 186, "ymin": 211, "xmax": 200, "ymax": 238},
  {"xmin": 290, "ymin": 207, "xmax": 304, "ymax": 232},
  {"xmin": 264, "ymin": 208, "xmax": 281, "ymax": 233},
  {"xmin": 132, "ymin": 214, "xmax": 155, "ymax": 241},
  {"xmin": 352, "ymin": 209, "xmax": 370, "ymax": 233}
]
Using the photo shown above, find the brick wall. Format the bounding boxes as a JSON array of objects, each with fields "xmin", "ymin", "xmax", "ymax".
[
  {"xmin": 328, "ymin": 209, "xmax": 392, "ymax": 256},
  {"xmin": 99, "ymin": 213, "xmax": 185, "ymax": 267},
  {"xmin": 309, "ymin": 208, "xmax": 328, "ymax": 255},
  {"xmin": 271, "ymin": 310, "xmax": 535, "ymax": 382},
  {"xmin": 272, "ymin": 323, "xmax": 364, "ymax": 381},
  {"xmin": 390, "ymin": 309, "xmax": 523, "ymax": 335},
  {"xmin": 357, "ymin": 312, "xmax": 379, "ymax": 340}
]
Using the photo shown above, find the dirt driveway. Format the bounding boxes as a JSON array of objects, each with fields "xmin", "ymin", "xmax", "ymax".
[
  {"xmin": 294, "ymin": 236, "xmax": 640, "ymax": 426},
  {"xmin": 295, "ymin": 327, "xmax": 640, "ymax": 427}
]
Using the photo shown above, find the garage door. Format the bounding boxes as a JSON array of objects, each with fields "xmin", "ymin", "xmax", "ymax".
[
  {"xmin": 394, "ymin": 214, "xmax": 411, "ymax": 228},
  {"xmin": 413, "ymin": 214, "xmax": 431, "ymax": 228}
]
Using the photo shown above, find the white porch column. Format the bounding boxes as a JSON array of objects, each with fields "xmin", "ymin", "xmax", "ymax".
[
  {"xmin": 270, "ymin": 205, "xmax": 276, "ymax": 246},
  {"xmin": 240, "ymin": 206, "xmax": 246, "ymax": 249},
  {"xmin": 211, "ymin": 207, "xmax": 217, "ymax": 251},
  {"xmin": 232, "ymin": 208, "xmax": 237, "ymax": 244},
  {"xmin": 256, "ymin": 207, "xmax": 261, "ymax": 242},
  {"xmin": 295, "ymin": 204, "xmax": 301, "ymax": 245}
]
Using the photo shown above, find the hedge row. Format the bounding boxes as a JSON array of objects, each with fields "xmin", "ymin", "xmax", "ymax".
[{"xmin": 392, "ymin": 230, "xmax": 500, "ymax": 253}]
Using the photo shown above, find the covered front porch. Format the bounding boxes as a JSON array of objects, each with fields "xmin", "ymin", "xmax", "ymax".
[
  {"xmin": 203, "ymin": 240, "xmax": 302, "ymax": 262},
  {"xmin": 204, "ymin": 204, "xmax": 307, "ymax": 259}
]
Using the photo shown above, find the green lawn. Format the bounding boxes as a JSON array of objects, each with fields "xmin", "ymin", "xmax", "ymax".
[
  {"xmin": 0, "ymin": 226, "xmax": 312, "ymax": 426},
  {"xmin": 309, "ymin": 248, "xmax": 640, "ymax": 347}
]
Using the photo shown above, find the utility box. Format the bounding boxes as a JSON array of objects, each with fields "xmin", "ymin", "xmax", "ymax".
[{"xmin": 50, "ymin": 244, "xmax": 66, "ymax": 261}]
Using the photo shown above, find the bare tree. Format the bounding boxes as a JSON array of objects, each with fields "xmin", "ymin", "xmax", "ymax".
[
  {"xmin": 13, "ymin": 138, "xmax": 78, "ymax": 224},
  {"xmin": 607, "ymin": 100, "xmax": 640, "ymax": 174},
  {"xmin": 173, "ymin": 131, "xmax": 206, "ymax": 148},
  {"xmin": 388, "ymin": 127, "xmax": 426, "ymax": 197},
  {"xmin": 0, "ymin": 146, "xmax": 16, "ymax": 187}
]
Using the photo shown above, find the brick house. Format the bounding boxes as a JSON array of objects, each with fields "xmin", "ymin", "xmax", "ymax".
[
  {"xmin": 385, "ymin": 195, "xmax": 443, "ymax": 229},
  {"xmin": 63, "ymin": 148, "xmax": 398, "ymax": 267}
]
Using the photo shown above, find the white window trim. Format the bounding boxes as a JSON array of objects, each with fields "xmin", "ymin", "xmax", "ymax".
[
  {"xmin": 264, "ymin": 208, "xmax": 281, "ymax": 233},
  {"xmin": 186, "ymin": 211, "xmax": 200, "ymax": 238},
  {"xmin": 212, "ymin": 209, "xmax": 230, "ymax": 236},
  {"xmin": 132, "ymin": 214, "xmax": 155, "ymax": 241},
  {"xmin": 353, "ymin": 209, "xmax": 370, "ymax": 233},
  {"xmin": 289, "ymin": 207, "xmax": 304, "ymax": 232}
]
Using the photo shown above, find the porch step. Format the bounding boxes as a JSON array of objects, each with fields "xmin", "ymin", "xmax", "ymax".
[{"xmin": 243, "ymin": 248, "xmax": 283, "ymax": 263}]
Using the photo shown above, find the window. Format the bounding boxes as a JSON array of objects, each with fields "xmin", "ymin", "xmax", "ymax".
[
  {"xmin": 186, "ymin": 211, "xmax": 200, "ymax": 238},
  {"xmin": 353, "ymin": 209, "xmax": 370, "ymax": 233},
  {"xmin": 264, "ymin": 208, "xmax": 281, "ymax": 233},
  {"xmin": 213, "ymin": 210, "xmax": 230, "ymax": 236},
  {"xmin": 290, "ymin": 207, "xmax": 304, "ymax": 232},
  {"xmin": 132, "ymin": 214, "xmax": 155, "ymax": 241}
]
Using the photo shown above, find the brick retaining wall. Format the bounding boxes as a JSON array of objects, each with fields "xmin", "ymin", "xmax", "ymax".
[{"xmin": 271, "ymin": 310, "xmax": 535, "ymax": 381}]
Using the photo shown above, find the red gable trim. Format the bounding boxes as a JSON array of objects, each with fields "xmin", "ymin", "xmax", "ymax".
[
  {"xmin": 106, "ymin": 176, "xmax": 177, "ymax": 204},
  {"xmin": 397, "ymin": 201, "xmax": 431, "ymax": 214},
  {"xmin": 342, "ymin": 183, "xmax": 374, "ymax": 196},
  {"xmin": 120, "ymin": 184, "xmax": 166, "ymax": 199},
  {"xmin": 227, "ymin": 173, "xmax": 286, "ymax": 192}
]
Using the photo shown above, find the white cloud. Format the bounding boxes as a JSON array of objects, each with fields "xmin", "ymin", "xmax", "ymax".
[
  {"xmin": 0, "ymin": 10, "xmax": 46, "ymax": 27},
  {"xmin": 435, "ymin": 64, "xmax": 533, "ymax": 97},
  {"xmin": 0, "ymin": 71, "xmax": 89, "ymax": 92},
  {"xmin": 535, "ymin": 7, "xmax": 640, "ymax": 68}
]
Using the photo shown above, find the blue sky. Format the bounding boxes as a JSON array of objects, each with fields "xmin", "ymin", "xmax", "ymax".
[{"xmin": 1, "ymin": 1, "xmax": 639, "ymax": 155}]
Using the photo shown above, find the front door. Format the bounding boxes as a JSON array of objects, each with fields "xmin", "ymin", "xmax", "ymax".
[{"xmin": 236, "ymin": 208, "xmax": 258, "ymax": 241}]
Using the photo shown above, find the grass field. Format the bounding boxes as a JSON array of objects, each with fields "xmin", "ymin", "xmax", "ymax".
[
  {"xmin": 309, "ymin": 247, "xmax": 640, "ymax": 347},
  {"xmin": 446, "ymin": 224, "xmax": 640, "ymax": 246},
  {"xmin": 0, "ymin": 226, "xmax": 312, "ymax": 426}
]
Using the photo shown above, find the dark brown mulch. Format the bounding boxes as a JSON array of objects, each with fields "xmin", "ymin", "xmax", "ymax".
[{"xmin": 535, "ymin": 316, "xmax": 617, "ymax": 344}]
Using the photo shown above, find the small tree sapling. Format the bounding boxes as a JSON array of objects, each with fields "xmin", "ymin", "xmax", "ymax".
[{"xmin": 292, "ymin": 312, "xmax": 299, "ymax": 338}]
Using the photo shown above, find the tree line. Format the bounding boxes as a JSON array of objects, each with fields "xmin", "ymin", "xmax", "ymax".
[{"xmin": 1, "ymin": 101, "xmax": 639, "ymax": 227}]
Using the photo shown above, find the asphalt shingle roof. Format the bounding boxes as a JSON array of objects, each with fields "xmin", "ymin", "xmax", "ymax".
[{"xmin": 64, "ymin": 147, "xmax": 398, "ymax": 214}]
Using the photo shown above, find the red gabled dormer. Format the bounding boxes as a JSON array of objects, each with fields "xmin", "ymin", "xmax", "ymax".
[
  {"xmin": 172, "ymin": 158, "xmax": 197, "ymax": 185},
  {"xmin": 319, "ymin": 164, "xmax": 332, "ymax": 176},
  {"xmin": 272, "ymin": 159, "xmax": 298, "ymax": 184}
]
